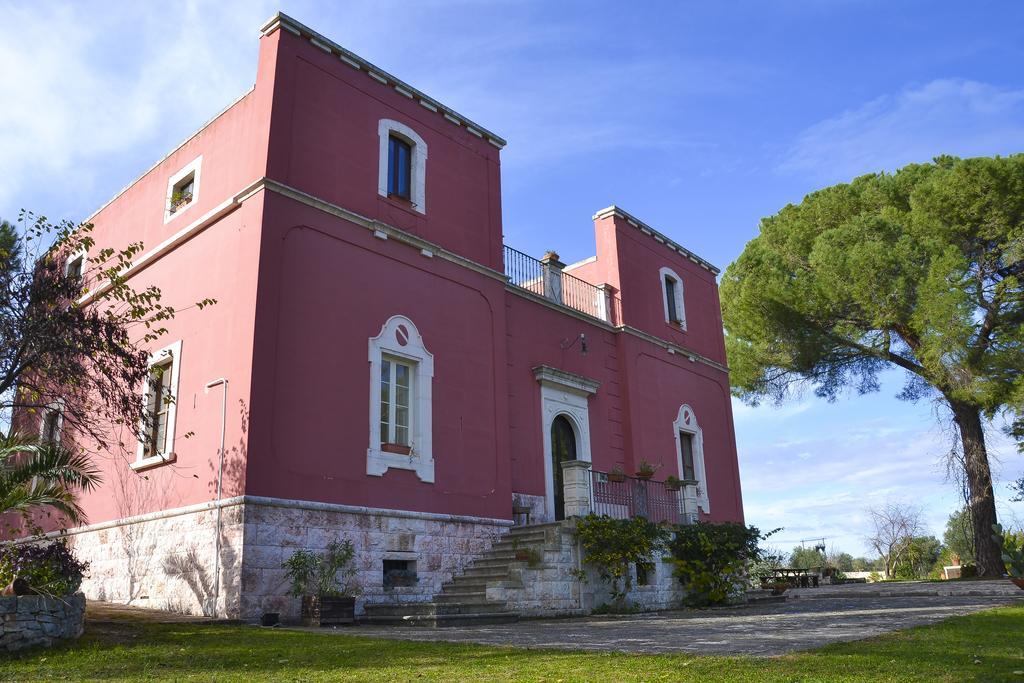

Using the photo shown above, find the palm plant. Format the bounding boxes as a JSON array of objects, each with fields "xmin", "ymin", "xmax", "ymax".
[{"xmin": 0, "ymin": 431, "xmax": 101, "ymax": 524}]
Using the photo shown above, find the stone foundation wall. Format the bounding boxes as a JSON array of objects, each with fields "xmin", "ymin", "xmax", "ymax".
[
  {"xmin": 240, "ymin": 499, "xmax": 511, "ymax": 620},
  {"xmin": 49, "ymin": 496, "xmax": 512, "ymax": 622},
  {"xmin": 486, "ymin": 521, "xmax": 683, "ymax": 616},
  {"xmin": 66, "ymin": 503, "xmax": 245, "ymax": 618},
  {"xmin": 0, "ymin": 594, "xmax": 85, "ymax": 652}
]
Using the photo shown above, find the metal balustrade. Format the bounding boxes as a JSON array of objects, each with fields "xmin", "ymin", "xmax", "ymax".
[
  {"xmin": 590, "ymin": 470, "xmax": 693, "ymax": 525},
  {"xmin": 503, "ymin": 244, "xmax": 619, "ymax": 324}
]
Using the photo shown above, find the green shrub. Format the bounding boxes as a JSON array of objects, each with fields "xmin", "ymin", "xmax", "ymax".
[
  {"xmin": 0, "ymin": 540, "xmax": 88, "ymax": 595},
  {"xmin": 666, "ymin": 522, "xmax": 769, "ymax": 607},
  {"xmin": 573, "ymin": 515, "xmax": 668, "ymax": 603},
  {"xmin": 282, "ymin": 540, "xmax": 361, "ymax": 598}
]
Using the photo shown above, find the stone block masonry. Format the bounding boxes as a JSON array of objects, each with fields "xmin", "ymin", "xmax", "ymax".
[
  {"xmin": 58, "ymin": 496, "xmax": 512, "ymax": 621},
  {"xmin": 0, "ymin": 594, "xmax": 85, "ymax": 652}
]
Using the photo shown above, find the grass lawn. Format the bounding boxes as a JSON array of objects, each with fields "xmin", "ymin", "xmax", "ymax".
[{"xmin": 1, "ymin": 606, "xmax": 1023, "ymax": 682}]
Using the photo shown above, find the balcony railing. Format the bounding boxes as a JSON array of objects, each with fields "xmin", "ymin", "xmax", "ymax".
[
  {"xmin": 503, "ymin": 245, "xmax": 619, "ymax": 324},
  {"xmin": 590, "ymin": 470, "xmax": 696, "ymax": 525}
]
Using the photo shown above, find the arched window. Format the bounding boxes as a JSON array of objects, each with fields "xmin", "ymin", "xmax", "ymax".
[
  {"xmin": 377, "ymin": 119, "xmax": 427, "ymax": 213},
  {"xmin": 659, "ymin": 266, "xmax": 686, "ymax": 329},
  {"xmin": 367, "ymin": 315, "xmax": 434, "ymax": 482}
]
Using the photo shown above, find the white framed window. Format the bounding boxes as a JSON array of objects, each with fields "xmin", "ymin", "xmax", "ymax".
[
  {"xmin": 673, "ymin": 404, "xmax": 708, "ymax": 513},
  {"xmin": 377, "ymin": 120, "xmax": 427, "ymax": 214},
  {"xmin": 134, "ymin": 339, "xmax": 182, "ymax": 470},
  {"xmin": 659, "ymin": 266, "xmax": 686, "ymax": 329},
  {"xmin": 39, "ymin": 401, "xmax": 64, "ymax": 445},
  {"xmin": 64, "ymin": 249, "xmax": 86, "ymax": 282},
  {"xmin": 367, "ymin": 316, "xmax": 434, "ymax": 482},
  {"xmin": 164, "ymin": 156, "xmax": 202, "ymax": 223}
]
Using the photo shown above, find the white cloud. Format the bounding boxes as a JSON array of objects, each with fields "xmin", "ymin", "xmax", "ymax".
[
  {"xmin": 0, "ymin": 0, "xmax": 279, "ymax": 218},
  {"xmin": 778, "ymin": 79, "xmax": 1024, "ymax": 184}
]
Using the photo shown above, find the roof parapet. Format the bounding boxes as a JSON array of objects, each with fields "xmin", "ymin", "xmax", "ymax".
[
  {"xmin": 592, "ymin": 205, "xmax": 720, "ymax": 275},
  {"xmin": 260, "ymin": 12, "xmax": 507, "ymax": 150}
]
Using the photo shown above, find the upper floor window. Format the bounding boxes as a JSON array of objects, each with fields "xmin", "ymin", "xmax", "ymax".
[
  {"xmin": 659, "ymin": 266, "xmax": 686, "ymax": 329},
  {"xmin": 65, "ymin": 251, "xmax": 85, "ymax": 282},
  {"xmin": 367, "ymin": 316, "xmax": 434, "ymax": 482},
  {"xmin": 164, "ymin": 156, "xmax": 202, "ymax": 223},
  {"xmin": 387, "ymin": 136, "xmax": 412, "ymax": 200},
  {"xmin": 377, "ymin": 120, "xmax": 427, "ymax": 214},
  {"xmin": 134, "ymin": 340, "xmax": 182, "ymax": 469}
]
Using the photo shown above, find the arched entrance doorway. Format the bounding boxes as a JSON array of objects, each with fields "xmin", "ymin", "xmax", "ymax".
[{"xmin": 550, "ymin": 415, "xmax": 578, "ymax": 520}]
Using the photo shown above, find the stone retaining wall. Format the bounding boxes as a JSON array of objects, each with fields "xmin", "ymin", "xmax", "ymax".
[{"xmin": 0, "ymin": 593, "xmax": 86, "ymax": 652}]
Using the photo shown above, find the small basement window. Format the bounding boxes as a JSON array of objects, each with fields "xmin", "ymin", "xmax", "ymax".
[
  {"xmin": 383, "ymin": 559, "xmax": 418, "ymax": 589},
  {"xmin": 636, "ymin": 561, "xmax": 654, "ymax": 586}
]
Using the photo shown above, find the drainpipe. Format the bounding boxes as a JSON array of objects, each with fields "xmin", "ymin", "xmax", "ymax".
[{"xmin": 205, "ymin": 377, "xmax": 228, "ymax": 618}]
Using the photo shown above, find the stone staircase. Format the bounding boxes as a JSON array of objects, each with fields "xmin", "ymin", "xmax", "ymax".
[{"xmin": 361, "ymin": 523, "xmax": 559, "ymax": 627}]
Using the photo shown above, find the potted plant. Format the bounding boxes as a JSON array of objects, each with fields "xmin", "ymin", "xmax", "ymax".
[
  {"xmin": 608, "ymin": 465, "xmax": 627, "ymax": 483},
  {"xmin": 664, "ymin": 475, "xmax": 682, "ymax": 492},
  {"xmin": 993, "ymin": 524, "xmax": 1024, "ymax": 589},
  {"xmin": 635, "ymin": 460, "xmax": 659, "ymax": 480},
  {"xmin": 282, "ymin": 540, "xmax": 361, "ymax": 626}
]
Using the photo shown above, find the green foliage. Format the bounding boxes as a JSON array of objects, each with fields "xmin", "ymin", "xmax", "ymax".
[
  {"xmin": 720, "ymin": 155, "xmax": 1024, "ymax": 574},
  {"xmin": 573, "ymin": 514, "xmax": 668, "ymax": 602},
  {"xmin": 0, "ymin": 540, "xmax": 88, "ymax": 595},
  {"xmin": 282, "ymin": 541, "xmax": 361, "ymax": 598},
  {"xmin": 0, "ymin": 431, "xmax": 101, "ymax": 524},
  {"xmin": 892, "ymin": 536, "xmax": 942, "ymax": 579},
  {"xmin": 721, "ymin": 155, "xmax": 1024, "ymax": 414},
  {"xmin": 667, "ymin": 522, "xmax": 770, "ymax": 607},
  {"xmin": 993, "ymin": 524, "xmax": 1024, "ymax": 578},
  {"xmin": 789, "ymin": 546, "xmax": 826, "ymax": 569},
  {"xmin": 0, "ymin": 212, "xmax": 217, "ymax": 452},
  {"xmin": 832, "ymin": 552, "xmax": 855, "ymax": 572},
  {"xmin": 943, "ymin": 506, "xmax": 975, "ymax": 563}
]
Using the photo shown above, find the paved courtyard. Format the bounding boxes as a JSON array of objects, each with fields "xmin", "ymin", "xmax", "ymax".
[{"xmin": 347, "ymin": 581, "xmax": 1024, "ymax": 656}]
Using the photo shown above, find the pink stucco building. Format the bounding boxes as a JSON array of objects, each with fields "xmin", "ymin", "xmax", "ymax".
[{"xmin": 32, "ymin": 13, "xmax": 743, "ymax": 621}]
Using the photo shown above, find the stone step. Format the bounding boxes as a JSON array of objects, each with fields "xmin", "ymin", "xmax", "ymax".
[
  {"xmin": 363, "ymin": 601, "xmax": 506, "ymax": 617},
  {"xmin": 439, "ymin": 584, "xmax": 489, "ymax": 597},
  {"xmin": 458, "ymin": 567, "xmax": 510, "ymax": 579},
  {"xmin": 434, "ymin": 592, "xmax": 491, "ymax": 604},
  {"xmin": 359, "ymin": 611, "xmax": 519, "ymax": 627},
  {"xmin": 444, "ymin": 577, "xmax": 500, "ymax": 591}
]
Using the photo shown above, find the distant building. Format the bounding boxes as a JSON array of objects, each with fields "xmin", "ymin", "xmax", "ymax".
[{"xmin": 18, "ymin": 12, "xmax": 743, "ymax": 620}]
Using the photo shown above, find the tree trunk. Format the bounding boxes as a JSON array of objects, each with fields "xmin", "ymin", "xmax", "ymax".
[{"xmin": 947, "ymin": 399, "xmax": 1003, "ymax": 577}]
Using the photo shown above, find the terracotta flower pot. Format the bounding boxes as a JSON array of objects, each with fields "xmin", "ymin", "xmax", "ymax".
[
  {"xmin": 635, "ymin": 472, "xmax": 654, "ymax": 480},
  {"xmin": 1011, "ymin": 578, "xmax": 1024, "ymax": 590},
  {"xmin": 608, "ymin": 472, "xmax": 626, "ymax": 483}
]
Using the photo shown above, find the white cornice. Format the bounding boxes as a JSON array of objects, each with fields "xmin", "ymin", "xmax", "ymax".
[
  {"xmin": 260, "ymin": 12, "xmax": 507, "ymax": 150},
  {"xmin": 532, "ymin": 365, "xmax": 600, "ymax": 396},
  {"xmin": 592, "ymin": 205, "xmax": 720, "ymax": 275}
]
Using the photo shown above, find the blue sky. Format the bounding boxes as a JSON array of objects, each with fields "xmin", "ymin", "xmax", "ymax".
[{"xmin": 2, "ymin": 0, "xmax": 1022, "ymax": 556}]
